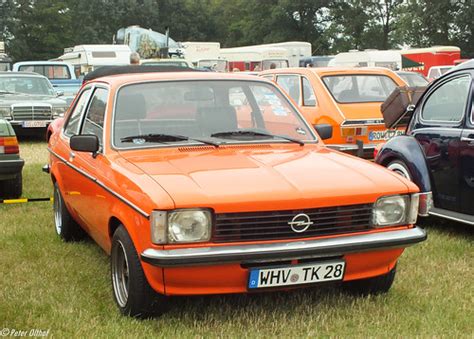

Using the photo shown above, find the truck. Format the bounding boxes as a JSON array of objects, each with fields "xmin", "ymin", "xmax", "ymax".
[
  {"xmin": 12, "ymin": 61, "xmax": 82, "ymax": 105},
  {"xmin": 400, "ymin": 46, "xmax": 461, "ymax": 77},
  {"xmin": 328, "ymin": 50, "xmax": 402, "ymax": 70},
  {"xmin": 56, "ymin": 44, "xmax": 132, "ymax": 76}
]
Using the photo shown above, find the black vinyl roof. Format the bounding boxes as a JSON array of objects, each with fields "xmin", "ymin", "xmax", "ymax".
[{"xmin": 82, "ymin": 65, "xmax": 199, "ymax": 82}]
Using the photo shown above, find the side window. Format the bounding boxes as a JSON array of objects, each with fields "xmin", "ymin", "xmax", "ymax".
[
  {"xmin": 276, "ymin": 75, "xmax": 301, "ymax": 104},
  {"xmin": 302, "ymin": 76, "xmax": 316, "ymax": 106},
  {"xmin": 422, "ymin": 75, "xmax": 471, "ymax": 122},
  {"xmin": 64, "ymin": 88, "xmax": 92, "ymax": 137},
  {"xmin": 82, "ymin": 88, "xmax": 108, "ymax": 145}
]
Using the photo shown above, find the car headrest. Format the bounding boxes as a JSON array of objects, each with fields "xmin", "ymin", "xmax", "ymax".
[
  {"xmin": 116, "ymin": 93, "xmax": 147, "ymax": 121},
  {"xmin": 196, "ymin": 106, "xmax": 238, "ymax": 135}
]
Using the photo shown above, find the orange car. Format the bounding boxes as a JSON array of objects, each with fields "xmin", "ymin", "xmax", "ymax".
[
  {"xmin": 46, "ymin": 67, "xmax": 427, "ymax": 318},
  {"xmin": 260, "ymin": 67, "xmax": 407, "ymax": 158}
]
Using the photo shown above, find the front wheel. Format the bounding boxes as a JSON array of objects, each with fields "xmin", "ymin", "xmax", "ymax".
[
  {"xmin": 387, "ymin": 160, "xmax": 412, "ymax": 181},
  {"xmin": 343, "ymin": 265, "xmax": 397, "ymax": 295},
  {"xmin": 111, "ymin": 225, "xmax": 168, "ymax": 318}
]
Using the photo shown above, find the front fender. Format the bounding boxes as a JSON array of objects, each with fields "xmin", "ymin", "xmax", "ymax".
[{"xmin": 375, "ymin": 135, "xmax": 432, "ymax": 192}]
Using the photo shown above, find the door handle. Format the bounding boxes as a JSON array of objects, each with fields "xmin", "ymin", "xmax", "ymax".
[
  {"xmin": 461, "ymin": 137, "xmax": 474, "ymax": 143},
  {"xmin": 69, "ymin": 151, "xmax": 75, "ymax": 161}
]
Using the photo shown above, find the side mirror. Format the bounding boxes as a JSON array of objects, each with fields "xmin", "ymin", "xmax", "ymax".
[
  {"xmin": 314, "ymin": 124, "xmax": 333, "ymax": 140},
  {"xmin": 70, "ymin": 135, "xmax": 99, "ymax": 154},
  {"xmin": 56, "ymin": 90, "xmax": 64, "ymax": 97}
]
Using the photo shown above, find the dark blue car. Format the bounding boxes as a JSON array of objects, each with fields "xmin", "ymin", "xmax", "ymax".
[{"xmin": 376, "ymin": 60, "xmax": 474, "ymax": 225}]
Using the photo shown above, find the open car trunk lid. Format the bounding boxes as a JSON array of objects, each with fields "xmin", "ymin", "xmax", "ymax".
[{"xmin": 381, "ymin": 86, "xmax": 426, "ymax": 128}]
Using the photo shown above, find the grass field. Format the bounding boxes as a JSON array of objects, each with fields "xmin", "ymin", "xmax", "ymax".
[{"xmin": 0, "ymin": 140, "xmax": 473, "ymax": 337}]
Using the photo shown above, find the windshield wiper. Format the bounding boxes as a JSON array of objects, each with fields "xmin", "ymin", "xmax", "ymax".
[
  {"xmin": 120, "ymin": 133, "xmax": 221, "ymax": 147},
  {"xmin": 210, "ymin": 130, "xmax": 304, "ymax": 146}
]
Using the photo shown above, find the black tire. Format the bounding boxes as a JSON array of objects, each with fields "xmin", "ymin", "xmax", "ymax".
[
  {"xmin": 343, "ymin": 265, "xmax": 397, "ymax": 296},
  {"xmin": 387, "ymin": 160, "xmax": 412, "ymax": 181},
  {"xmin": 1, "ymin": 173, "xmax": 22, "ymax": 198},
  {"xmin": 53, "ymin": 182, "xmax": 86, "ymax": 241},
  {"xmin": 111, "ymin": 225, "xmax": 169, "ymax": 318}
]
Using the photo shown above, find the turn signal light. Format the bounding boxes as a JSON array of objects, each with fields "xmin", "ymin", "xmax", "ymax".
[{"xmin": 0, "ymin": 136, "xmax": 20, "ymax": 154}]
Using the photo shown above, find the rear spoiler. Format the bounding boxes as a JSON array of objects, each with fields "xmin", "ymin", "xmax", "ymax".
[{"xmin": 381, "ymin": 86, "xmax": 426, "ymax": 128}]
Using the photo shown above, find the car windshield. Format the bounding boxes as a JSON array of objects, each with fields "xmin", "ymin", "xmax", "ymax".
[
  {"xmin": 113, "ymin": 80, "xmax": 316, "ymax": 148},
  {"xmin": 0, "ymin": 76, "xmax": 55, "ymax": 96},
  {"xmin": 322, "ymin": 74, "xmax": 397, "ymax": 103},
  {"xmin": 398, "ymin": 72, "xmax": 429, "ymax": 87}
]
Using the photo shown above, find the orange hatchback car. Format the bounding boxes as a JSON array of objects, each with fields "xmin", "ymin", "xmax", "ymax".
[
  {"xmin": 47, "ymin": 68, "xmax": 427, "ymax": 318},
  {"xmin": 260, "ymin": 67, "xmax": 407, "ymax": 158}
]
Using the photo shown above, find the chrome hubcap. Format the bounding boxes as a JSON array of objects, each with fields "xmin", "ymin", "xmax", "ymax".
[
  {"xmin": 53, "ymin": 187, "xmax": 62, "ymax": 235},
  {"xmin": 112, "ymin": 240, "xmax": 130, "ymax": 307}
]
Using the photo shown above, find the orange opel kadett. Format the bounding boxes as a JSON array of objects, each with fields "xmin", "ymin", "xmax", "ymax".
[
  {"xmin": 47, "ymin": 67, "xmax": 427, "ymax": 318},
  {"xmin": 260, "ymin": 67, "xmax": 407, "ymax": 158}
]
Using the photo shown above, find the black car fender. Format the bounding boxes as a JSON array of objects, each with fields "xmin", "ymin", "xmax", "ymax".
[{"xmin": 375, "ymin": 135, "xmax": 432, "ymax": 192}]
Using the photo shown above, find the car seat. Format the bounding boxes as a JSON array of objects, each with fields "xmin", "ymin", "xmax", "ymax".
[{"xmin": 196, "ymin": 106, "xmax": 238, "ymax": 136}]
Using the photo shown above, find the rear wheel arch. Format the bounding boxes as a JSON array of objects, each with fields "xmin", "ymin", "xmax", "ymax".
[{"xmin": 109, "ymin": 217, "xmax": 123, "ymax": 240}]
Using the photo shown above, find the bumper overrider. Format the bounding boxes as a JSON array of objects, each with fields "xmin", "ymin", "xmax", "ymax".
[
  {"xmin": 141, "ymin": 227, "xmax": 426, "ymax": 267},
  {"xmin": 0, "ymin": 158, "xmax": 24, "ymax": 176}
]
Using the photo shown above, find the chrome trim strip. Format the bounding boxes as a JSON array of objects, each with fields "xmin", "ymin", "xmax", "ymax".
[
  {"xmin": 48, "ymin": 148, "xmax": 149, "ymax": 219},
  {"xmin": 327, "ymin": 144, "xmax": 377, "ymax": 151},
  {"xmin": 141, "ymin": 226, "xmax": 427, "ymax": 267},
  {"xmin": 429, "ymin": 210, "xmax": 474, "ymax": 226}
]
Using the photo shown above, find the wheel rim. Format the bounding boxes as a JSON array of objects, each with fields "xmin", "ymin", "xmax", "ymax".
[
  {"xmin": 387, "ymin": 162, "xmax": 412, "ymax": 181},
  {"xmin": 53, "ymin": 187, "xmax": 62, "ymax": 235},
  {"xmin": 112, "ymin": 240, "xmax": 130, "ymax": 308}
]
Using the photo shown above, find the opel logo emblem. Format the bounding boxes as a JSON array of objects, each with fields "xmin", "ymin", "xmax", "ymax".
[{"xmin": 288, "ymin": 213, "xmax": 313, "ymax": 233}]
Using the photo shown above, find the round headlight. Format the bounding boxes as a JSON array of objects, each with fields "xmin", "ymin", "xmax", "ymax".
[
  {"xmin": 373, "ymin": 195, "xmax": 408, "ymax": 227},
  {"xmin": 168, "ymin": 210, "xmax": 211, "ymax": 243}
]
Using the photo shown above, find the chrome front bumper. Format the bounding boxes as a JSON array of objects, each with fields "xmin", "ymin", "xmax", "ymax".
[{"xmin": 141, "ymin": 226, "xmax": 426, "ymax": 267}]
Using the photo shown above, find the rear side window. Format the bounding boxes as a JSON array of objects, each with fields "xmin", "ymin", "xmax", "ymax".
[
  {"xmin": 276, "ymin": 75, "xmax": 300, "ymax": 104},
  {"xmin": 64, "ymin": 88, "xmax": 92, "ymax": 137},
  {"xmin": 422, "ymin": 75, "xmax": 471, "ymax": 122}
]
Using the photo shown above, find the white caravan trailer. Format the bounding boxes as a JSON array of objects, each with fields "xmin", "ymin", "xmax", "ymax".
[
  {"xmin": 56, "ymin": 45, "xmax": 132, "ymax": 75},
  {"xmin": 250, "ymin": 41, "xmax": 312, "ymax": 67},
  {"xmin": 220, "ymin": 46, "xmax": 289, "ymax": 71},
  {"xmin": 329, "ymin": 50, "xmax": 402, "ymax": 70},
  {"xmin": 179, "ymin": 42, "xmax": 227, "ymax": 71}
]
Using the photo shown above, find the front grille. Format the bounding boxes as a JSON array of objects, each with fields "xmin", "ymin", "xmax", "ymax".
[
  {"xmin": 213, "ymin": 203, "xmax": 373, "ymax": 243},
  {"xmin": 12, "ymin": 106, "xmax": 52, "ymax": 121}
]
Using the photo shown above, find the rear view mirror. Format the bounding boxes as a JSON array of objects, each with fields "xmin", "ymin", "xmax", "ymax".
[
  {"xmin": 70, "ymin": 135, "xmax": 99, "ymax": 154},
  {"xmin": 314, "ymin": 124, "xmax": 333, "ymax": 140}
]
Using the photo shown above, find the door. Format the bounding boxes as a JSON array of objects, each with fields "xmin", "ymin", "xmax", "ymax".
[
  {"xmin": 70, "ymin": 86, "xmax": 112, "ymax": 247},
  {"xmin": 459, "ymin": 86, "xmax": 474, "ymax": 215},
  {"xmin": 414, "ymin": 74, "xmax": 472, "ymax": 212}
]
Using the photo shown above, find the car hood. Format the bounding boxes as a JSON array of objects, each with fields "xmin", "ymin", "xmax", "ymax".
[
  {"xmin": 118, "ymin": 145, "xmax": 415, "ymax": 212},
  {"xmin": 0, "ymin": 94, "xmax": 67, "ymax": 106},
  {"xmin": 337, "ymin": 102, "xmax": 383, "ymax": 121}
]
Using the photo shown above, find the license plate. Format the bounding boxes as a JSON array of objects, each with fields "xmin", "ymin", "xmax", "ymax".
[
  {"xmin": 368, "ymin": 129, "xmax": 404, "ymax": 141},
  {"xmin": 248, "ymin": 261, "xmax": 345, "ymax": 289},
  {"xmin": 22, "ymin": 121, "xmax": 49, "ymax": 128}
]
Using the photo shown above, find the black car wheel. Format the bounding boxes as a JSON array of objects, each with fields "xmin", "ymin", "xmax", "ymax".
[
  {"xmin": 343, "ymin": 265, "xmax": 397, "ymax": 295},
  {"xmin": 387, "ymin": 160, "xmax": 412, "ymax": 181},
  {"xmin": 111, "ymin": 225, "xmax": 168, "ymax": 318},
  {"xmin": 1, "ymin": 173, "xmax": 22, "ymax": 198},
  {"xmin": 53, "ymin": 182, "xmax": 85, "ymax": 241}
]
